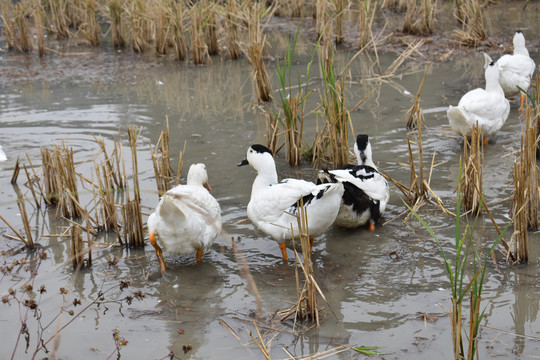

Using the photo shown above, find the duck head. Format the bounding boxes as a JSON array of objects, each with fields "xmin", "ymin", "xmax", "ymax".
[
  {"xmin": 353, "ymin": 134, "xmax": 376, "ymax": 168},
  {"xmin": 187, "ymin": 163, "xmax": 211, "ymax": 191}
]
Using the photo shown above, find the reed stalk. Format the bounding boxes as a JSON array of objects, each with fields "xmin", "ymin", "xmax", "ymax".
[
  {"xmin": 316, "ymin": 55, "xmax": 350, "ymax": 168},
  {"xmin": 70, "ymin": 225, "xmax": 84, "ymax": 269},
  {"xmin": 224, "ymin": 0, "xmax": 241, "ymax": 60},
  {"xmin": 80, "ymin": 0, "xmax": 100, "ymax": 46},
  {"xmin": 510, "ymin": 107, "xmax": 537, "ymax": 263},
  {"xmin": 11, "ymin": 157, "xmax": 21, "ymax": 184},
  {"xmin": 94, "ymin": 135, "xmax": 127, "ymax": 190},
  {"xmin": 381, "ymin": 0, "xmax": 397, "ymax": 9},
  {"xmin": 129, "ymin": 0, "xmax": 151, "ymax": 52},
  {"xmin": 409, "ymin": 176, "xmax": 506, "ymax": 360},
  {"xmin": 41, "ymin": 147, "xmax": 59, "ymax": 206},
  {"xmin": 265, "ymin": 110, "xmax": 281, "ymax": 155},
  {"xmin": 49, "ymin": 0, "xmax": 70, "ymax": 38},
  {"xmin": 0, "ymin": 0, "xmax": 15, "ymax": 49},
  {"xmin": 15, "ymin": 187, "xmax": 35, "ymax": 249},
  {"xmin": 57, "ymin": 145, "xmax": 83, "ymax": 218},
  {"xmin": 315, "ymin": 0, "xmax": 331, "ymax": 40},
  {"xmin": 358, "ymin": 0, "xmax": 376, "ymax": 50},
  {"xmin": 94, "ymin": 163, "xmax": 118, "ymax": 233},
  {"xmin": 109, "ymin": 0, "xmax": 126, "ymax": 48},
  {"xmin": 190, "ymin": 4, "xmax": 209, "ymax": 65},
  {"xmin": 150, "ymin": 118, "xmax": 175, "ymax": 197},
  {"xmin": 127, "ymin": 125, "xmax": 141, "ymax": 203},
  {"xmin": 122, "ymin": 199, "xmax": 144, "ymax": 248},
  {"xmin": 335, "ymin": 0, "xmax": 344, "ymax": 45},
  {"xmin": 294, "ymin": 202, "xmax": 318, "ymax": 323},
  {"xmin": 406, "ymin": 66, "xmax": 429, "ymax": 129},
  {"xmin": 33, "ymin": 3, "xmax": 46, "ymax": 56},
  {"xmin": 290, "ymin": 0, "xmax": 305, "ymax": 17},
  {"xmin": 246, "ymin": 5, "xmax": 271, "ymax": 102},
  {"xmin": 403, "ymin": 0, "xmax": 437, "ymax": 35},
  {"xmin": 275, "ymin": 27, "xmax": 313, "ymax": 166},
  {"xmin": 153, "ymin": 1, "xmax": 170, "ymax": 55},
  {"xmin": 23, "ymin": 163, "xmax": 41, "ymax": 209},
  {"xmin": 277, "ymin": 200, "xmax": 328, "ymax": 325},
  {"xmin": 14, "ymin": 1, "xmax": 32, "ymax": 52},
  {"xmin": 454, "ymin": 0, "xmax": 487, "ymax": 47},
  {"xmin": 171, "ymin": 1, "xmax": 188, "ymax": 61},
  {"xmin": 460, "ymin": 124, "xmax": 483, "ymax": 215},
  {"xmin": 40, "ymin": 145, "xmax": 83, "ymax": 218},
  {"xmin": 204, "ymin": 1, "xmax": 219, "ymax": 56}
]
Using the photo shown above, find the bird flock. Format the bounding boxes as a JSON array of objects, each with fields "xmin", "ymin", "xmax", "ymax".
[
  {"xmin": 147, "ymin": 31, "xmax": 535, "ymax": 272},
  {"xmin": 447, "ymin": 31, "xmax": 535, "ymax": 141}
]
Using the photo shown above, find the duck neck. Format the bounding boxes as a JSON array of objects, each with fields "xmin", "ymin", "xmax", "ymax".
[
  {"xmin": 514, "ymin": 47, "xmax": 529, "ymax": 57},
  {"xmin": 251, "ymin": 165, "xmax": 278, "ymax": 199},
  {"xmin": 485, "ymin": 73, "xmax": 504, "ymax": 95}
]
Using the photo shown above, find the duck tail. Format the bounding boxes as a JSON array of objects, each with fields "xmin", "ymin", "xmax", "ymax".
[{"xmin": 447, "ymin": 106, "xmax": 470, "ymax": 135}]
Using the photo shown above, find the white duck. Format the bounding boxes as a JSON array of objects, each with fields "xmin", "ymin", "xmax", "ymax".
[
  {"xmin": 317, "ymin": 134, "xmax": 390, "ymax": 230},
  {"xmin": 238, "ymin": 144, "xmax": 344, "ymax": 261},
  {"xmin": 447, "ymin": 60, "xmax": 510, "ymax": 142},
  {"xmin": 147, "ymin": 163, "xmax": 221, "ymax": 273},
  {"xmin": 496, "ymin": 31, "xmax": 536, "ymax": 110},
  {"xmin": 0, "ymin": 144, "xmax": 6, "ymax": 162}
]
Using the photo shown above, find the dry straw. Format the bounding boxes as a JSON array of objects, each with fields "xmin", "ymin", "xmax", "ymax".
[
  {"xmin": 278, "ymin": 201, "xmax": 334, "ymax": 326},
  {"xmin": 264, "ymin": 111, "xmax": 280, "ymax": 155},
  {"xmin": 454, "ymin": 0, "xmax": 487, "ymax": 46},
  {"xmin": 510, "ymin": 106, "xmax": 538, "ymax": 263},
  {"xmin": 403, "ymin": 0, "xmax": 437, "ymax": 35},
  {"xmin": 0, "ymin": 0, "xmax": 15, "ymax": 49},
  {"xmin": 171, "ymin": 1, "xmax": 188, "ymax": 61},
  {"xmin": 70, "ymin": 223, "xmax": 93, "ymax": 269},
  {"xmin": 223, "ymin": 0, "xmax": 241, "ymax": 60},
  {"xmin": 15, "ymin": 187, "xmax": 35, "ymax": 249},
  {"xmin": 406, "ymin": 65, "xmax": 430, "ymax": 130},
  {"xmin": 14, "ymin": 1, "xmax": 32, "ymax": 52},
  {"xmin": 80, "ymin": 0, "xmax": 100, "ymax": 46},
  {"xmin": 358, "ymin": 0, "xmax": 377, "ymax": 50},
  {"xmin": 40, "ymin": 145, "xmax": 84, "ymax": 218},
  {"xmin": 190, "ymin": 4, "xmax": 209, "ymax": 65},
  {"xmin": 204, "ymin": 1, "xmax": 219, "ymax": 56},
  {"xmin": 128, "ymin": 0, "xmax": 151, "ymax": 52},
  {"xmin": 108, "ymin": 0, "xmax": 126, "ymax": 48},
  {"xmin": 33, "ymin": 4, "xmax": 46, "ymax": 56},
  {"xmin": 49, "ymin": 0, "xmax": 70, "ymax": 38},
  {"xmin": 246, "ymin": 5, "xmax": 272, "ymax": 102},
  {"xmin": 127, "ymin": 125, "xmax": 141, "ymax": 203},
  {"xmin": 460, "ymin": 123, "xmax": 484, "ymax": 215}
]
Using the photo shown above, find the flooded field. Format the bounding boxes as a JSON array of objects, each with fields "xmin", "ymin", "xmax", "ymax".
[{"xmin": 1, "ymin": 1, "xmax": 540, "ymax": 359}]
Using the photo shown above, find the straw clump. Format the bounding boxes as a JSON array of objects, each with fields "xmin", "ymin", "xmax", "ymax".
[
  {"xmin": 403, "ymin": 0, "xmax": 437, "ymax": 36},
  {"xmin": 454, "ymin": 0, "xmax": 487, "ymax": 46},
  {"xmin": 246, "ymin": 5, "xmax": 272, "ymax": 102},
  {"xmin": 460, "ymin": 124, "xmax": 484, "ymax": 215}
]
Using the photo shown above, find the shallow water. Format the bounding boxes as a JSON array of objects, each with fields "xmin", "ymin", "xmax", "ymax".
[{"xmin": 1, "ymin": 11, "xmax": 540, "ymax": 360}]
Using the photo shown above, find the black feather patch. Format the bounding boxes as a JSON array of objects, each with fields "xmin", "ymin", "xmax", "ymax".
[
  {"xmin": 287, "ymin": 187, "xmax": 327, "ymax": 214},
  {"xmin": 356, "ymin": 134, "xmax": 369, "ymax": 152},
  {"xmin": 251, "ymin": 144, "xmax": 273, "ymax": 155}
]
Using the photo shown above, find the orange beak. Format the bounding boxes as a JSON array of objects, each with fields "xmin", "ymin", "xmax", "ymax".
[{"xmin": 204, "ymin": 182, "xmax": 212, "ymax": 191}]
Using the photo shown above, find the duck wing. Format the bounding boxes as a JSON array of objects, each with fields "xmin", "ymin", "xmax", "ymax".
[{"xmin": 329, "ymin": 165, "xmax": 389, "ymax": 202}]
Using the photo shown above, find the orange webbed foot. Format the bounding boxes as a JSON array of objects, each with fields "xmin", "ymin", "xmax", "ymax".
[
  {"xmin": 149, "ymin": 233, "xmax": 167, "ymax": 274},
  {"xmin": 519, "ymin": 93, "xmax": 525, "ymax": 111},
  {"xmin": 279, "ymin": 242, "xmax": 289, "ymax": 262}
]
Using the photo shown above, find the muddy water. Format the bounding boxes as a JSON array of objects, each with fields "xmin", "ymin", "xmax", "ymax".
[{"xmin": 1, "ymin": 26, "xmax": 540, "ymax": 360}]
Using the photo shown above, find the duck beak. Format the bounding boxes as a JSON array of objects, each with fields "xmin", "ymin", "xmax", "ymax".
[
  {"xmin": 204, "ymin": 182, "xmax": 212, "ymax": 191},
  {"xmin": 237, "ymin": 159, "xmax": 249, "ymax": 167}
]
